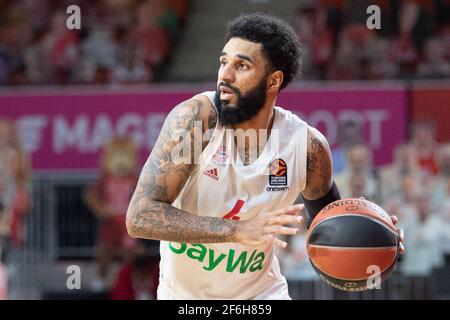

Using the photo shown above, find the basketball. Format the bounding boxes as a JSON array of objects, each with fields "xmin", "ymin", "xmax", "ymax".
[{"xmin": 307, "ymin": 198, "xmax": 400, "ymax": 292}]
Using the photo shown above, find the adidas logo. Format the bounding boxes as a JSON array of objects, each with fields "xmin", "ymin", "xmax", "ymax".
[{"xmin": 204, "ymin": 167, "xmax": 219, "ymax": 181}]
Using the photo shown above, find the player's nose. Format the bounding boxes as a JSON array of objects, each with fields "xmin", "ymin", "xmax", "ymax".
[{"xmin": 218, "ymin": 63, "xmax": 235, "ymax": 84}]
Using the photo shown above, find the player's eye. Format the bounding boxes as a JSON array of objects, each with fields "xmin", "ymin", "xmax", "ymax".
[
  {"xmin": 238, "ymin": 63, "xmax": 249, "ymax": 70},
  {"xmin": 220, "ymin": 59, "xmax": 227, "ymax": 67}
]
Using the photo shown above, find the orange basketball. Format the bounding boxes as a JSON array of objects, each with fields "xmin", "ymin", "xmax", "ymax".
[{"xmin": 306, "ymin": 198, "xmax": 400, "ymax": 292}]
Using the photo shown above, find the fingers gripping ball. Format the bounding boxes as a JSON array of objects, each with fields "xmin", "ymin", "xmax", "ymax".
[{"xmin": 307, "ymin": 198, "xmax": 400, "ymax": 292}]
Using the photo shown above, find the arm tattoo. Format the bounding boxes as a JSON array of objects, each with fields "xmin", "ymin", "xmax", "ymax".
[
  {"xmin": 304, "ymin": 131, "xmax": 333, "ymax": 200},
  {"xmin": 130, "ymin": 202, "xmax": 238, "ymax": 243},
  {"xmin": 127, "ymin": 98, "xmax": 238, "ymax": 243}
]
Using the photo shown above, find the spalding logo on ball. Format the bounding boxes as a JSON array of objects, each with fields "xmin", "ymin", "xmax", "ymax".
[{"xmin": 306, "ymin": 198, "xmax": 400, "ymax": 292}]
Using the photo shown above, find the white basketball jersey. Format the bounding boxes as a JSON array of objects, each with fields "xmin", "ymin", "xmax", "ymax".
[{"xmin": 158, "ymin": 91, "xmax": 309, "ymax": 299}]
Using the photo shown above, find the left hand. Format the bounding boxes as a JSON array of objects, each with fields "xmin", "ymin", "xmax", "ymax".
[{"xmin": 390, "ymin": 215, "xmax": 405, "ymax": 254}]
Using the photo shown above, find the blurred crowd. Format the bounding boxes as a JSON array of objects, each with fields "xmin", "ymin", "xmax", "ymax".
[
  {"xmin": 83, "ymin": 136, "xmax": 159, "ymax": 299},
  {"xmin": 280, "ymin": 118, "xmax": 450, "ymax": 292},
  {"xmin": 1, "ymin": 0, "xmax": 450, "ymax": 85},
  {"xmin": 296, "ymin": 0, "xmax": 450, "ymax": 80},
  {"xmin": 0, "ymin": 119, "xmax": 31, "ymax": 265},
  {"xmin": 0, "ymin": 118, "xmax": 30, "ymax": 300},
  {"xmin": 0, "ymin": 0, "xmax": 189, "ymax": 85}
]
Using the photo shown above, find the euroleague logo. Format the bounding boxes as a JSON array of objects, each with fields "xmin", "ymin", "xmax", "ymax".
[
  {"xmin": 267, "ymin": 159, "xmax": 289, "ymax": 192},
  {"xmin": 270, "ymin": 159, "xmax": 287, "ymax": 177}
]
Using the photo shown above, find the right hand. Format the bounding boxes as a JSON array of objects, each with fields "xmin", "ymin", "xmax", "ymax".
[{"xmin": 235, "ymin": 204, "xmax": 304, "ymax": 249}]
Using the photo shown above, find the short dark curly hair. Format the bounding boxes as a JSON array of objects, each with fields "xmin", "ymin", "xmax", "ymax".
[{"xmin": 225, "ymin": 13, "xmax": 302, "ymax": 90}]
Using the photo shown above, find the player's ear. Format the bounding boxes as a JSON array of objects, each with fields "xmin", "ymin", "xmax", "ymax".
[{"xmin": 267, "ymin": 70, "xmax": 284, "ymax": 92}]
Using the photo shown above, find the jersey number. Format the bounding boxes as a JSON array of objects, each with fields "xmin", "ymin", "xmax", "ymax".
[{"xmin": 223, "ymin": 200, "xmax": 245, "ymax": 221}]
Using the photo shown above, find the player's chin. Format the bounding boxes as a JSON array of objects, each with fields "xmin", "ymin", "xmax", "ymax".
[{"xmin": 221, "ymin": 102, "xmax": 239, "ymax": 110}]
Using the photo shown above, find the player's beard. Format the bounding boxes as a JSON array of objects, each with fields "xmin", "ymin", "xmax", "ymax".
[{"xmin": 214, "ymin": 78, "xmax": 267, "ymax": 126}]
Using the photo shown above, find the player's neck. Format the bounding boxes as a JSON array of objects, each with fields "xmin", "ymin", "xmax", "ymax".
[{"xmin": 232, "ymin": 96, "xmax": 276, "ymax": 166}]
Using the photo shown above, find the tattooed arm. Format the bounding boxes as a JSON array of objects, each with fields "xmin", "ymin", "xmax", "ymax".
[
  {"xmin": 125, "ymin": 96, "xmax": 241, "ymax": 243},
  {"xmin": 300, "ymin": 126, "xmax": 340, "ymax": 226},
  {"xmin": 301, "ymin": 126, "xmax": 334, "ymax": 200}
]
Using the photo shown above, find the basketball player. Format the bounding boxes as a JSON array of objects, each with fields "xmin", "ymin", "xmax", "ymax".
[{"xmin": 126, "ymin": 13, "xmax": 404, "ymax": 299}]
